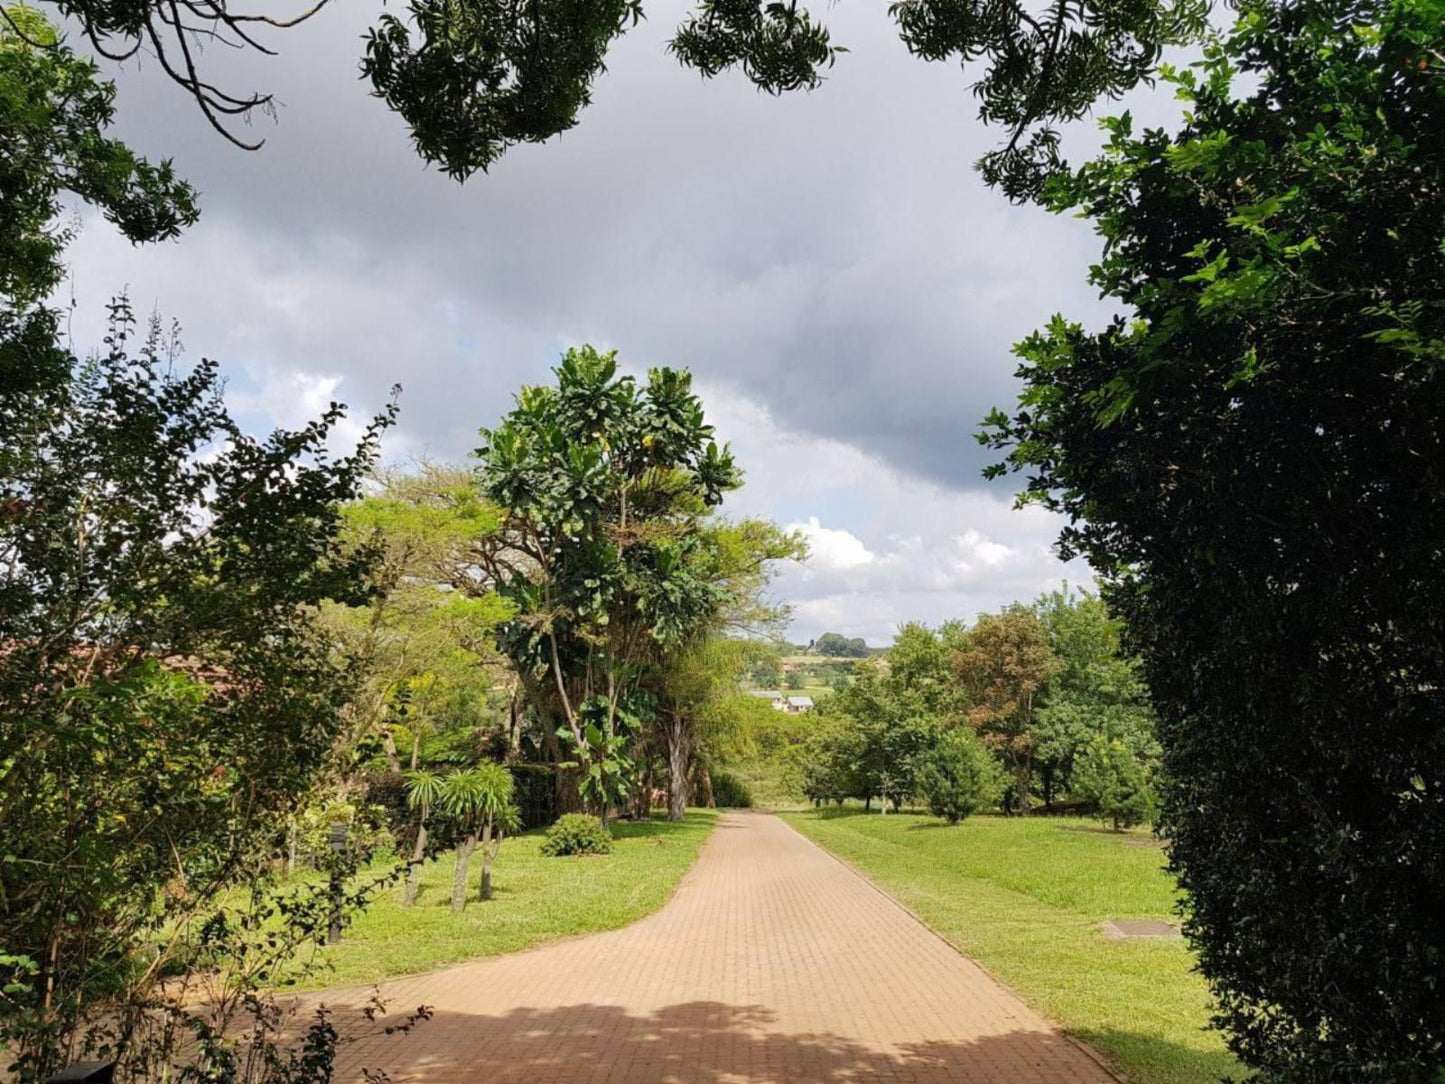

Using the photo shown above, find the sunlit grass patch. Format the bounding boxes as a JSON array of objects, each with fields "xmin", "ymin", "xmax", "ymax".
[{"xmin": 782, "ymin": 809, "xmax": 1237, "ymax": 1084}]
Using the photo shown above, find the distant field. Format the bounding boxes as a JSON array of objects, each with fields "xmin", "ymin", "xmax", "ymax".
[{"xmin": 782, "ymin": 810, "xmax": 1238, "ymax": 1084}]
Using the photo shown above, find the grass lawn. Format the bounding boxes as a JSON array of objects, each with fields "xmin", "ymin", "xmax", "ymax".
[
  {"xmin": 301, "ymin": 811, "xmax": 717, "ymax": 990},
  {"xmin": 781, "ymin": 809, "xmax": 1238, "ymax": 1084}
]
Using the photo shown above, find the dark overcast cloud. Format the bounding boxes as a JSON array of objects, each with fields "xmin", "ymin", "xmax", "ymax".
[{"xmin": 56, "ymin": 0, "xmax": 1185, "ymax": 639}]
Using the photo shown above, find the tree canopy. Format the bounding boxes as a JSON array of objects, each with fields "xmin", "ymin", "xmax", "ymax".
[
  {"xmin": 984, "ymin": 0, "xmax": 1445, "ymax": 1074},
  {"xmin": 22, "ymin": 0, "xmax": 1205, "ymax": 197},
  {"xmin": 473, "ymin": 346, "xmax": 786, "ymax": 813},
  {"xmin": 0, "ymin": 304, "xmax": 394, "ymax": 1079}
]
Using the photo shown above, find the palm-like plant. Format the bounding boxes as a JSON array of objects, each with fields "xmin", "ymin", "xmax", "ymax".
[
  {"xmin": 401, "ymin": 768, "xmax": 445, "ymax": 906},
  {"xmin": 438, "ymin": 763, "xmax": 520, "ymax": 909}
]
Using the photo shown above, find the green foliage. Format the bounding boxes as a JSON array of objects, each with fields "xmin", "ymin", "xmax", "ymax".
[
  {"xmin": 708, "ymin": 769, "xmax": 753, "ymax": 808},
  {"xmin": 0, "ymin": 303, "xmax": 394, "ymax": 1079},
  {"xmin": 359, "ymin": 0, "xmax": 1208, "ymax": 194},
  {"xmin": 803, "ymin": 660, "xmax": 939, "ymax": 808},
  {"xmin": 983, "ymin": 0, "xmax": 1445, "ymax": 1076},
  {"xmin": 1072, "ymin": 734, "xmax": 1154, "ymax": 831},
  {"xmin": 954, "ymin": 607, "xmax": 1055, "ymax": 812},
  {"xmin": 649, "ymin": 633, "xmax": 794, "ymax": 819},
  {"xmin": 438, "ymin": 763, "xmax": 518, "ymax": 828},
  {"xmin": 292, "ymin": 799, "xmax": 397, "ymax": 870},
  {"xmin": 474, "ymin": 346, "xmax": 747, "ymax": 811},
  {"xmin": 915, "ymin": 730, "xmax": 1003, "ymax": 824},
  {"xmin": 0, "ymin": 6, "xmax": 197, "ymax": 312},
  {"xmin": 813, "ymin": 631, "xmax": 869, "ymax": 658},
  {"xmin": 539, "ymin": 813, "xmax": 614, "ymax": 856},
  {"xmin": 363, "ymin": 0, "xmax": 644, "ymax": 180},
  {"xmin": 0, "ymin": 4, "xmax": 197, "ymax": 409},
  {"xmin": 296, "ymin": 812, "xmax": 717, "ymax": 988},
  {"xmin": 1031, "ymin": 586, "xmax": 1157, "ymax": 806}
]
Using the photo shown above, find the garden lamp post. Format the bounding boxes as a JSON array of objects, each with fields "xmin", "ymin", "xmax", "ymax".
[{"xmin": 327, "ymin": 820, "xmax": 347, "ymax": 945}]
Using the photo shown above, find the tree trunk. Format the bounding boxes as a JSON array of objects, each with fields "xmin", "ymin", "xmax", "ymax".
[
  {"xmin": 478, "ymin": 821, "xmax": 495, "ymax": 901},
  {"xmin": 696, "ymin": 763, "xmax": 715, "ymax": 808},
  {"xmin": 1015, "ymin": 760, "xmax": 1031, "ymax": 815},
  {"xmin": 381, "ymin": 726, "xmax": 402, "ymax": 773},
  {"xmin": 403, "ymin": 819, "xmax": 427, "ymax": 906},
  {"xmin": 451, "ymin": 834, "xmax": 476, "ymax": 912},
  {"xmin": 286, "ymin": 818, "xmax": 298, "ymax": 878},
  {"xmin": 665, "ymin": 716, "xmax": 689, "ymax": 822},
  {"xmin": 507, "ymin": 688, "xmax": 522, "ymax": 760}
]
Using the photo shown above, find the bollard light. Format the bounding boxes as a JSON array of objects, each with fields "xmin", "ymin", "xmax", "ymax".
[{"xmin": 327, "ymin": 821, "xmax": 347, "ymax": 945}]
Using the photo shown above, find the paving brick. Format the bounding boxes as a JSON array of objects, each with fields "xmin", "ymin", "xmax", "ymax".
[{"xmin": 317, "ymin": 812, "xmax": 1118, "ymax": 1083}]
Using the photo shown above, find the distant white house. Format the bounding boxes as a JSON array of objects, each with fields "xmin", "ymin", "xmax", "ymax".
[{"xmin": 748, "ymin": 690, "xmax": 814, "ymax": 713}]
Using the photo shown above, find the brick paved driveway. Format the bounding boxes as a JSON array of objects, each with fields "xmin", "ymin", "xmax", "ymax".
[{"xmin": 325, "ymin": 812, "xmax": 1117, "ymax": 1083}]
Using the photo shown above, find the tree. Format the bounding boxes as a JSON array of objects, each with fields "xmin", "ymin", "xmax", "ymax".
[
  {"xmin": 814, "ymin": 631, "xmax": 869, "ymax": 658},
  {"xmin": 814, "ymin": 659, "xmax": 938, "ymax": 811},
  {"xmin": 885, "ymin": 621, "xmax": 966, "ymax": 716},
  {"xmin": 325, "ymin": 465, "xmax": 513, "ymax": 772},
  {"xmin": 473, "ymin": 347, "xmax": 743, "ymax": 818},
  {"xmin": 1, "ymin": 5, "xmax": 197, "ymax": 398},
  {"xmin": 952, "ymin": 608, "xmax": 1053, "ymax": 813},
  {"xmin": 1031, "ymin": 587, "xmax": 1156, "ymax": 806},
  {"xmin": 983, "ymin": 0, "xmax": 1445, "ymax": 1075},
  {"xmin": 1072, "ymin": 734, "xmax": 1153, "ymax": 831},
  {"xmin": 916, "ymin": 730, "xmax": 1002, "ymax": 825},
  {"xmin": 0, "ymin": 303, "xmax": 394, "ymax": 1079},
  {"xmin": 437, "ymin": 763, "xmax": 519, "ymax": 908},
  {"xmin": 401, "ymin": 769, "xmax": 445, "ymax": 905},
  {"xmin": 36, "ymin": 0, "xmax": 1205, "ymax": 193},
  {"xmin": 653, "ymin": 628, "xmax": 790, "ymax": 822}
]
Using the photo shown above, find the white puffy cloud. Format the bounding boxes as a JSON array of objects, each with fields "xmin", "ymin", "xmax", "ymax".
[
  {"xmin": 706, "ymin": 384, "xmax": 1093, "ymax": 645},
  {"xmin": 789, "ymin": 518, "xmax": 877, "ymax": 572}
]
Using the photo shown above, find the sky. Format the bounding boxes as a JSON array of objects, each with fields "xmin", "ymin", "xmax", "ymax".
[{"xmin": 55, "ymin": 0, "xmax": 1178, "ymax": 644}]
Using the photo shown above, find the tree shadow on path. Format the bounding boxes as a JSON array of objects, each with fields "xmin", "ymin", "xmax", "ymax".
[{"xmin": 333, "ymin": 999, "xmax": 1125, "ymax": 1083}]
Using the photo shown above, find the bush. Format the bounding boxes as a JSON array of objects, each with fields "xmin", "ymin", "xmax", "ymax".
[
  {"xmin": 915, "ymin": 731, "xmax": 1003, "ymax": 825},
  {"xmin": 1073, "ymin": 735, "xmax": 1154, "ymax": 831},
  {"xmin": 709, "ymin": 770, "xmax": 753, "ymax": 809},
  {"xmin": 539, "ymin": 813, "xmax": 613, "ymax": 856}
]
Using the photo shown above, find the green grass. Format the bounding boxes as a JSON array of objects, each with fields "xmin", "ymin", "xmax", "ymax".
[
  {"xmin": 302, "ymin": 811, "xmax": 717, "ymax": 990},
  {"xmin": 781, "ymin": 809, "xmax": 1238, "ymax": 1084}
]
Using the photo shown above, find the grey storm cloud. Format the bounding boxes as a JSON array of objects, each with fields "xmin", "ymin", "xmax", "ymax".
[{"xmin": 62, "ymin": 0, "xmax": 1130, "ymax": 489}]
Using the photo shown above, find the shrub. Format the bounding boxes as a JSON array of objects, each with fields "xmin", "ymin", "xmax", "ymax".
[
  {"xmin": 539, "ymin": 813, "xmax": 613, "ymax": 856},
  {"xmin": 709, "ymin": 770, "xmax": 753, "ymax": 808},
  {"xmin": 915, "ymin": 731, "xmax": 1003, "ymax": 825},
  {"xmin": 1073, "ymin": 735, "xmax": 1155, "ymax": 831}
]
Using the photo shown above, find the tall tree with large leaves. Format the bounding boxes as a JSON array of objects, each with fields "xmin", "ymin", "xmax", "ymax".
[
  {"xmin": 473, "ymin": 346, "xmax": 743, "ymax": 817},
  {"xmin": 984, "ymin": 0, "xmax": 1445, "ymax": 1075}
]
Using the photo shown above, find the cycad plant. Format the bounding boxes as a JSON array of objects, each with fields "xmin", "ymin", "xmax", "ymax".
[
  {"xmin": 438, "ymin": 763, "xmax": 520, "ymax": 909},
  {"xmin": 401, "ymin": 768, "xmax": 445, "ymax": 905}
]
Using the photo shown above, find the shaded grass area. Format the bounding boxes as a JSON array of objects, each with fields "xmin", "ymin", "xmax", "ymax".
[
  {"xmin": 305, "ymin": 811, "xmax": 717, "ymax": 990},
  {"xmin": 781, "ymin": 809, "xmax": 1238, "ymax": 1084}
]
